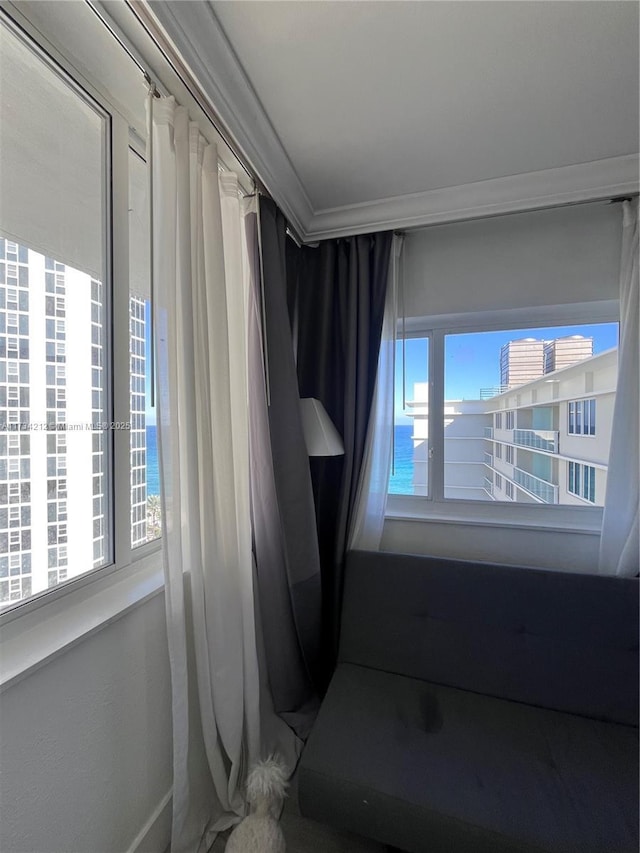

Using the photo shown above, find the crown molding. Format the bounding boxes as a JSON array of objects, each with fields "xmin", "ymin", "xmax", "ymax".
[
  {"xmin": 305, "ymin": 154, "xmax": 639, "ymax": 241},
  {"xmin": 139, "ymin": 4, "xmax": 637, "ymax": 243},
  {"xmin": 146, "ymin": 0, "xmax": 314, "ymax": 239}
]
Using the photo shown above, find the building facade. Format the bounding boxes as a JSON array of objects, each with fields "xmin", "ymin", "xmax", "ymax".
[
  {"xmin": 130, "ymin": 296, "xmax": 148, "ymax": 549},
  {"xmin": 406, "ymin": 348, "xmax": 615, "ymax": 506},
  {"xmin": 486, "ymin": 349, "xmax": 614, "ymax": 506},
  {"xmin": 0, "ymin": 238, "xmax": 147, "ymax": 606}
]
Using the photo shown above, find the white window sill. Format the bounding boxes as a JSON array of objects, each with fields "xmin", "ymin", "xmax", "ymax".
[
  {"xmin": 385, "ymin": 495, "xmax": 603, "ymax": 535},
  {"xmin": 0, "ymin": 549, "xmax": 164, "ymax": 692}
]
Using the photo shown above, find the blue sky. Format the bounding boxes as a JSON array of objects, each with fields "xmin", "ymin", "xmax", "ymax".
[{"xmin": 394, "ymin": 323, "xmax": 618, "ymax": 424}]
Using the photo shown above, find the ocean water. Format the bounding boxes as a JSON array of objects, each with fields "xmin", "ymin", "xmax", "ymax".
[
  {"xmin": 146, "ymin": 424, "xmax": 160, "ymax": 498},
  {"xmin": 389, "ymin": 423, "xmax": 415, "ymax": 495},
  {"xmin": 145, "ymin": 423, "xmax": 416, "ymax": 498}
]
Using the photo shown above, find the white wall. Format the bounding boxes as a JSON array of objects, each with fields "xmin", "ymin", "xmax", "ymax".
[
  {"xmin": 403, "ymin": 200, "xmax": 621, "ymax": 319},
  {"xmin": 0, "ymin": 593, "xmax": 172, "ymax": 853}
]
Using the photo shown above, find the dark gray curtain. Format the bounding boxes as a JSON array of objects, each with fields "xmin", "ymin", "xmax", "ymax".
[
  {"xmin": 292, "ymin": 232, "xmax": 393, "ymax": 681},
  {"xmin": 247, "ymin": 200, "xmax": 322, "ymax": 734}
]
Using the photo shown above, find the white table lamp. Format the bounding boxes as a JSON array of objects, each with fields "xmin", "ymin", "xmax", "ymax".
[{"xmin": 299, "ymin": 398, "xmax": 344, "ymax": 457}]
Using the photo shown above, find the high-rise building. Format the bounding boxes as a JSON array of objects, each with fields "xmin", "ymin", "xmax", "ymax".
[
  {"xmin": 130, "ymin": 296, "xmax": 147, "ymax": 548},
  {"xmin": 500, "ymin": 335, "xmax": 594, "ymax": 389},
  {"xmin": 499, "ymin": 338, "xmax": 546, "ymax": 387},
  {"xmin": 0, "ymin": 238, "xmax": 147, "ymax": 605},
  {"xmin": 543, "ymin": 335, "xmax": 593, "ymax": 374}
]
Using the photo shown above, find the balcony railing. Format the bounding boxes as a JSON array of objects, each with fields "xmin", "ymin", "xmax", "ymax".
[
  {"xmin": 513, "ymin": 467, "xmax": 558, "ymax": 504},
  {"xmin": 480, "ymin": 386, "xmax": 511, "ymax": 399},
  {"xmin": 484, "ymin": 452, "xmax": 493, "ymax": 466},
  {"xmin": 483, "ymin": 476, "xmax": 494, "ymax": 497},
  {"xmin": 484, "ymin": 426, "xmax": 493, "ymax": 438},
  {"xmin": 512, "ymin": 428, "xmax": 559, "ymax": 453}
]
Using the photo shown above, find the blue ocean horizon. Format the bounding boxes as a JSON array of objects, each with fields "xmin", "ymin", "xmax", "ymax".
[
  {"xmin": 146, "ymin": 424, "xmax": 160, "ymax": 498},
  {"xmin": 389, "ymin": 423, "xmax": 414, "ymax": 495}
]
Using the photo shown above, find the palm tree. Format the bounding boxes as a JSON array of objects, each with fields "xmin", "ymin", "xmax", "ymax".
[{"xmin": 146, "ymin": 494, "xmax": 162, "ymax": 541}]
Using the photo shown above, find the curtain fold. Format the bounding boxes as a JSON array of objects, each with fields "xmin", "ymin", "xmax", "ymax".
[
  {"xmin": 244, "ymin": 198, "xmax": 303, "ymax": 770},
  {"xmin": 294, "ymin": 231, "xmax": 393, "ymax": 675},
  {"xmin": 250, "ymin": 198, "xmax": 323, "ymax": 721},
  {"xmin": 599, "ymin": 199, "xmax": 639, "ymax": 576},
  {"xmin": 151, "ymin": 97, "xmax": 262, "ymax": 853},
  {"xmin": 349, "ymin": 235, "xmax": 402, "ymax": 550}
]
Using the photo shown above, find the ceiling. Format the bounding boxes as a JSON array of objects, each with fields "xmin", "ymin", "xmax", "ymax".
[{"xmin": 151, "ymin": 1, "xmax": 638, "ymax": 241}]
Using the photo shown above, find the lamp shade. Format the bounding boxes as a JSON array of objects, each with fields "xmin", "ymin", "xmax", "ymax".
[{"xmin": 300, "ymin": 398, "xmax": 344, "ymax": 457}]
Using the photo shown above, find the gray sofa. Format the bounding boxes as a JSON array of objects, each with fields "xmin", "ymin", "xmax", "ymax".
[{"xmin": 298, "ymin": 550, "xmax": 639, "ymax": 853}]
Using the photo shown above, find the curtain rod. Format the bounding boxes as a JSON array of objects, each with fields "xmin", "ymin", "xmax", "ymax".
[
  {"xmin": 122, "ymin": 0, "xmax": 263, "ymax": 189},
  {"xmin": 87, "ymin": 2, "xmax": 258, "ymax": 183},
  {"xmin": 86, "ymin": 1, "xmax": 154, "ymax": 87},
  {"xmin": 89, "ymin": 0, "xmax": 304, "ymax": 245},
  {"xmin": 394, "ymin": 192, "xmax": 639, "ymax": 236},
  {"xmin": 89, "ymin": 0, "xmax": 254, "ymax": 184}
]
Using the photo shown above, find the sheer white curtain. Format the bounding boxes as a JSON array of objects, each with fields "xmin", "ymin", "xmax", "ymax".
[
  {"xmin": 349, "ymin": 235, "xmax": 403, "ymax": 550},
  {"xmin": 599, "ymin": 199, "xmax": 639, "ymax": 576},
  {"xmin": 151, "ymin": 97, "xmax": 261, "ymax": 853}
]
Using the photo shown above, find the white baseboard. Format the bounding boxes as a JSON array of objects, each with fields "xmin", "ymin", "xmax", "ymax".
[{"xmin": 126, "ymin": 789, "xmax": 172, "ymax": 853}]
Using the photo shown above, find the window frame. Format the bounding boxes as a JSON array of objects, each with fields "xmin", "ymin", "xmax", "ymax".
[
  {"xmin": 386, "ymin": 301, "xmax": 618, "ymax": 532},
  {"xmin": 0, "ymin": 9, "xmax": 161, "ymax": 624},
  {"xmin": 568, "ymin": 398, "xmax": 596, "ymax": 436},
  {"xmin": 568, "ymin": 461, "xmax": 597, "ymax": 503}
]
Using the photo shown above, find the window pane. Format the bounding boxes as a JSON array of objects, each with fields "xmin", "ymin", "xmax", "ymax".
[
  {"xmin": 389, "ymin": 337, "xmax": 429, "ymax": 496},
  {"xmin": 444, "ymin": 323, "xmax": 617, "ymax": 505},
  {"xmin": 0, "ymin": 27, "xmax": 108, "ymax": 611},
  {"xmin": 129, "ymin": 149, "xmax": 161, "ymax": 546}
]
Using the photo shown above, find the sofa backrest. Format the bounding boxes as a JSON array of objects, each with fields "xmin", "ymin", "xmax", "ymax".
[{"xmin": 339, "ymin": 550, "xmax": 639, "ymax": 726}]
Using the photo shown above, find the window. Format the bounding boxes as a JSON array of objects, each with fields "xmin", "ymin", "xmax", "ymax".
[
  {"xmin": 568, "ymin": 399, "xmax": 596, "ymax": 435},
  {"xmin": 388, "ymin": 316, "xmax": 617, "ymax": 511},
  {"xmin": 0, "ymin": 17, "xmax": 159, "ymax": 614},
  {"xmin": 129, "ymin": 149, "xmax": 161, "ymax": 547},
  {"xmin": 568, "ymin": 462, "xmax": 596, "ymax": 503}
]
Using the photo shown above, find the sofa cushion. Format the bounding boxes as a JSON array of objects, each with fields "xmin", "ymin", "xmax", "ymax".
[
  {"xmin": 299, "ymin": 663, "xmax": 639, "ymax": 853},
  {"xmin": 340, "ymin": 551, "xmax": 639, "ymax": 725}
]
